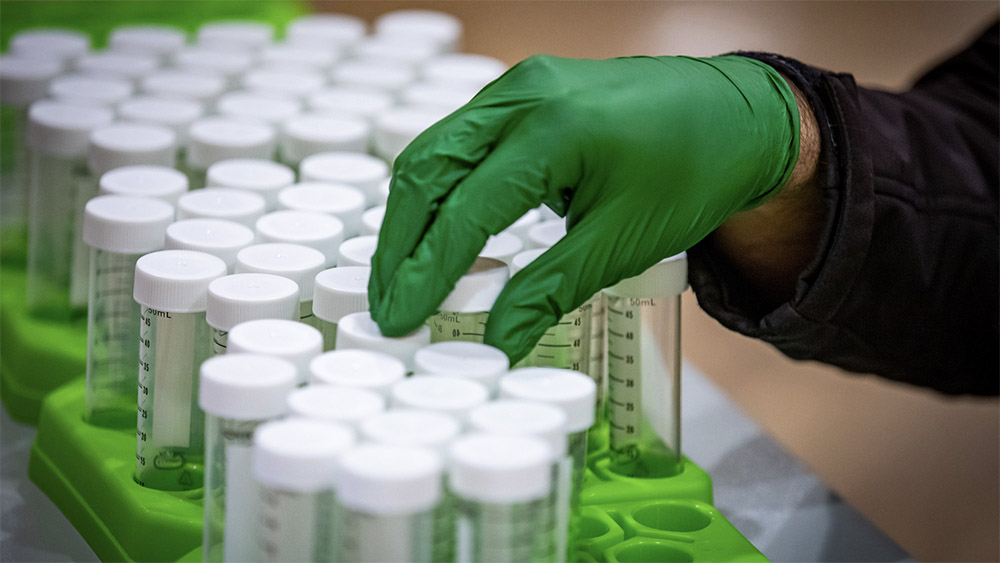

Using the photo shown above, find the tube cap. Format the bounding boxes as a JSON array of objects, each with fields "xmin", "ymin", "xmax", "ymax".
[
  {"xmin": 439, "ymin": 257, "xmax": 509, "ymax": 313},
  {"xmin": 9, "ymin": 29, "xmax": 89, "ymax": 64},
  {"xmin": 216, "ymin": 91, "xmax": 302, "ymax": 126},
  {"xmin": 243, "ymin": 69, "xmax": 325, "ymax": 100},
  {"xmin": 337, "ymin": 444, "xmax": 442, "ymax": 515},
  {"xmin": 313, "ymin": 266, "xmax": 370, "ymax": 324},
  {"xmin": 253, "ymin": 419, "xmax": 355, "ymax": 493},
  {"xmin": 134, "ymin": 250, "xmax": 227, "ymax": 312},
  {"xmin": 421, "ymin": 53, "xmax": 507, "ymax": 89},
  {"xmin": 399, "ymin": 82, "xmax": 477, "ymax": 113},
  {"xmin": 164, "ymin": 219, "xmax": 255, "ymax": 270},
  {"xmin": 527, "ymin": 219, "xmax": 567, "ymax": 249},
  {"xmin": 373, "ymin": 104, "xmax": 449, "ymax": 163},
  {"xmin": 27, "ymin": 101, "xmax": 113, "ymax": 158},
  {"xmin": 374, "ymin": 10, "xmax": 462, "ymax": 53},
  {"xmin": 337, "ymin": 235, "xmax": 378, "ymax": 267},
  {"xmin": 235, "ymin": 243, "xmax": 327, "ymax": 301},
  {"xmin": 309, "ymin": 349, "xmax": 405, "ymax": 396},
  {"xmin": 254, "ymin": 211, "xmax": 344, "ymax": 267},
  {"xmin": 118, "ymin": 97, "xmax": 204, "ymax": 146},
  {"xmin": 478, "ymin": 232, "xmax": 523, "ymax": 267},
  {"xmin": 108, "ymin": 25, "xmax": 187, "ymax": 59},
  {"xmin": 499, "ymin": 368, "xmax": 597, "ymax": 433},
  {"xmin": 75, "ymin": 52, "xmax": 159, "ymax": 82},
  {"xmin": 0, "ymin": 56, "xmax": 62, "ymax": 107},
  {"xmin": 331, "ymin": 60, "xmax": 415, "ymax": 94},
  {"xmin": 335, "ymin": 311, "xmax": 430, "ymax": 372},
  {"xmin": 286, "ymin": 14, "xmax": 366, "ymax": 49},
  {"xmin": 360, "ymin": 205, "xmax": 385, "ymax": 236},
  {"xmin": 413, "ymin": 342, "xmax": 509, "ymax": 392},
  {"xmin": 448, "ymin": 434, "xmax": 552, "ymax": 503},
  {"xmin": 88, "ymin": 122, "xmax": 176, "ymax": 176},
  {"xmin": 287, "ymin": 385, "xmax": 386, "ymax": 425},
  {"xmin": 187, "ymin": 117, "xmax": 276, "ymax": 170},
  {"xmin": 299, "ymin": 151, "xmax": 389, "ymax": 207},
  {"xmin": 359, "ymin": 409, "xmax": 460, "ymax": 451},
  {"xmin": 259, "ymin": 44, "xmax": 337, "ymax": 72},
  {"xmin": 354, "ymin": 37, "xmax": 438, "ymax": 68},
  {"xmin": 82, "ymin": 195, "xmax": 174, "ymax": 254},
  {"xmin": 206, "ymin": 158, "xmax": 295, "ymax": 210},
  {"xmin": 467, "ymin": 400, "xmax": 568, "ymax": 458},
  {"xmin": 206, "ymin": 273, "xmax": 300, "ymax": 331},
  {"xmin": 604, "ymin": 252, "xmax": 688, "ymax": 299},
  {"xmin": 49, "ymin": 74, "xmax": 133, "ymax": 107},
  {"xmin": 374, "ymin": 178, "xmax": 391, "ymax": 206},
  {"xmin": 277, "ymin": 183, "xmax": 365, "ymax": 238},
  {"xmin": 307, "ymin": 87, "xmax": 393, "ymax": 122},
  {"xmin": 227, "ymin": 319, "xmax": 323, "ymax": 384},
  {"xmin": 199, "ymin": 354, "xmax": 297, "ymax": 420},
  {"xmin": 176, "ymin": 188, "xmax": 267, "ymax": 228},
  {"xmin": 281, "ymin": 114, "xmax": 370, "ymax": 165},
  {"xmin": 389, "ymin": 375, "xmax": 489, "ymax": 418},
  {"xmin": 502, "ymin": 209, "xmax": 542, "ymax": 244},
  {"xmin": 141, "ymin": 70, "xmax": 226, "ymax": 104},
  {"xmin": 197, "ymin": 20, "xmax": 273, "ymax": 51},
  {"xmin": 171, "ymin": 49, "xmax": 252, "ymax": 84},
  {"xmin": 99, "ymin": 165, "xmax": 189, "ymax": 206},
  {"xmin": 510, "ymin": 248, "xmax": 546, "ymax": 276}
]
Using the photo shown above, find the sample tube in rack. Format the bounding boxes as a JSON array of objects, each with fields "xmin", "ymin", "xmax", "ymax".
[
  {"xmin": 254, "ymin": 210, "xmax": 344, "ymax": 267},
  {"xmin": 99, "ymin": 165, "xmax": 190, "ymax": 207},
  {"xmin": 312, "ymin": 266, "xmax": 370, "ymax": 350},
  {"xmin": 336, "ymin": 311, "xmax": 430, "ymax": 373},
  {"xmin": 118, "ymin": 97, "xmax": 205, "ymax": 177},
  {"xmin": 200, "ymin": 354, "xmax": 297, "ymax": 563},
  {"xmin": 205, "ymin": 158, "xmax": 295, "ymax": 212},
  {"xmin": 337, "ymin": 235, "xmax": 378, "ymax": 267},
  {"xmin": 286, "ymin": 385, "xmax": 386, "ymax": 430},
  {"xmin": 280, "ymin": 114, "xmax": 370, "ymax": 167},
  {"xmin": 234, "ymin": 242, "xmax": 327, "ymax": 326},
  {"xmin": 413, "ymin": 341, "xmax": 509, "ymax": 396},
  {"xmin": 252, "ymin": 419, "xmax": 355, "ymax": 563},
  {"xmin": 336, "ymin": 445, "xmax": 444, "ymax": 563},
  {"xmin": 309, "ymin": 349, "xmax": 406, "ymax": 398},
  {"xmin": 206, "ymin": 273, "xmax": 301, "ymax": 356},
  {"xmin": 359, "ymin": 409, "xmax": 460, "ymax": 454},
  {"xmin": 277, "ymin": 182, "xmax": 366, "ymax": 238},
  {"xmin": 389, "ymin": 375, "xmax": 489, "ymax": 423},
  {"xmin": 603, "ymin": 253, "xmax": 687, "ymax": 478},
  {"xmin": 164, "ymin": 218, "xmax": 255, "ymax": 273},
  {"xmin": 227, "ymin": 319, "xmax": 323, "ymax": 386},
  {"xmin": 133, "ymin": 249, "xmax": 227, "ymax": 490},
  {"xmin": 299, "ymin": 151, "xmax": 390, "ymax": 208},
  {"xmin": 186, "ymin": 117, "xmax": 276, "ymax": 188},
  {"xmin": 428, "ymin": 257, "xmax": 508, "ymax": 345},
  {"xmin": 82, "ymin": 195, "xmax": 173, "ymax": 428},
  {"xmin": 176, "ymin": 188, "xmax": 267, "ymax": 228}
]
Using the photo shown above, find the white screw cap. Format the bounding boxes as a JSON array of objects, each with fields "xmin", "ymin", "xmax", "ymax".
[
  {"xmin": 281, "ymin": 114, "xmax": 370, "ymax": 165},
  {"xmin": 254, "ymin": 211, "xmax": 344, "ymax": 267},
  {"xmin": 227, "ymin": 319, "xmax": 323, "ymax": 384},
  {"xmin": 206, "ymin": 273, "xmax": 300, "ymax": 332},
  {"xmin": 9, "ymin": 29, "xmax": 89, "ymax": 64},
  {"xmin": 49, "ymin": 74, "xmax": 133, "ymax": 107},
  {"xmin": 390, "ymin": 375, "xmax": 489, "ymax": 419},
  {"xmin": 164, "ymin": 219, "xmax": 255, "ymax": 271},
  {"xmin": 0, "ymin": 56, "xmax": 62, "ymax": 107},
  {"xmin": 141, "ymin": 70, "xmax": 227, "ymax": 105},
  {"xmin": 499, "ymin": 368, "xmax": 597, "ymax": 433},
  {"xmin": 134, "ymin": 249, "xmax": 228, "ymax": 312},
  {"xmin": 359, "ymin": 409, "xmax": 460, "ymax": 452},
  {"xmin": 187, "ymin": 117, "xmax": 276, "ymax": 170},
  {"xmin": 234, "ymin": 243, "xmax": 327, "ymax": 302},
  {"xmin": 277, "ymin": 183, "xmax": 365, "ymax": 238},
  {"xmin": 478, "ymin": 232, "xmax": 523, "ymax": 267},
  {"xmin": 286, "ymin": 14, "xmax": 366, "ymax": 49},
  {"xmin": 337, "ymin": 444, "xmax": 442, "ymax": 515},
  {"xmin": 82, "ymin": 195, "xmax": 174, "ymax": 254},
  {"xmin": 448, "ymin": 434, "xmax": 553, "ymax": 504},
  {"xmin": 399, "ymin": 82, "xmax": 478, "ymax": 113},
  {"xmin": 604, "ymin": 252, "xmax": 688, "ymax": 299},
  {"xmin": 527, "ymin": 219, "xmax": 567, "ymax": 249},
  {"xmin": 361, "ymin": 205, "xmax": 385, "ymax": 236},
  {"xmin": 353, "ymin": 37, "xmax": 439, "ymax": 68},
  {"xmin": 439, "ymin": 257, "xmax": 509, "ymax": 313},
  {"xmin": 253, "ymin": 419, "xmax": 355, "ymax": 493},
  {"xmin": 421, "ymin": 53, "xmax": 507, "ymax": 89},
  {"xmin": 510, "ymin": 248, "xmax": 546, "ymax": 276},
  {"xmin": 413, "ymin": 341, "xmax": 509, "ymax": 393},
  {"xmin": 375, "ymin": 10, "xmax": 462, "ymax": 53},
  {"xmin": 99, "ymin": 165, "xmax": 189, "ymax": 206},
  {"xmin": 373, "ymin": 104, "xmax": 449, "ymax": 163},
  {"xmin": 299, "ymin": 151, "xmax": 389, "ymax": 207},
  {"xmin": 199, "ymin": 353, "xmax": 297, "ymax": 420},
  {"xmin": 216, "ymin": 91, "xmax": 302, "ymax": 127},
  {"xmin": 197, "ymin": 20, "xmax": 273, "ymax": 51},
  {"xmin": 243, "ymin": 68, "xmax": 326, "ymax": 100},
  {"xmin": 337, "ymin": 235, "xmax": 378, "ymax": 267},
  {"xmin": 108, "ymin": 25, "xmax": 187, "ymax": 60},
  {"xmin": 287, "ymin": 385, "xmax": 386, "ymax": 426},
  {"xmin": 309, "ymin": 349, "xmax": 405, "ymax": 396},
  {"xmin": 467, "ymin": 400, "xmax": 568, "ymax": 458},
  {"xmin": 75, "ymin": 52, "xmax": 160, "ymax": 83},
  {"xmin": 118, "ymin": 97, "xmax": 205, "ymax": 146},
  {"xmin": 335, "ymin": 311, "xmax": 430, "ymax": 372},
  {"xmin": 307, "ymin": 87, "xmax": 393, "ymax": 123},
  {"xmin": 313, "ymin": 266, "xmax": 370, "ymax": 324},
  {"xmin": 27, "ymin": 101, "xmax": 113, "ymax": 158},
  {"xmin": 502, "ymin": 209, "xmax": 542, "ymax": 244},
  {"xmin": 206, "ymin": 158, "xmax": 295, "ymax": 210},
  {"xmin": 176, "ymin": 188, "xmax": 267, "ymax": 228},
  {"xmin": 374, "ymin": 178, "xmax": 391, "ymax": 207},
  {"xmin": 88, "ymin": 122, "xmax": 177, "ymax": 176},
  {"xmin": 331, "ymin": 60, "xmax": 415, "ymax": 94},
  {"xmin": 259, "ymin": 44, "xmax": 338, "ymax": 72},
  {"xmin": 171, "ymin": 48, "xmax": 253, "ymax": 85}
]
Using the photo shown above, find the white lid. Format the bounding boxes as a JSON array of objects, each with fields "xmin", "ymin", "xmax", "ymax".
[
  {"xmin": 141, "ymin": 70, "xmax": 226, "ymax": 104},
  {"xmin": 133, "ymin": 249, "xmax": 228, "ymax": 312},
  {"xmin": 439, "ymin": 257, "xmax": 509, "ymax": 313},
  {"xmin": 478, "ymin": 232, "xmax": 523, "ymax": 266},
  {"xmin": 277, "ymin": 183, "xmax": 365, "ymax": 238},
  {"xmin": 99, "ymin": 165, "xmax": 189, "ymax": 206},
  {"xmin": 509, "ymin": 248, "xmax": 546, "ymax": 276},
  {"xmin": 176, "ymin": 188, "xmax": 267, "ymax": 227},
  {"xmin": 390, "ymin": 375, "xmax": 489, "ymax": 418},
  {"xmin": 422, "ymin": 53, "xmax": 506, "ymax": 89},
  {"xmin": 359, "ymin": 409, "xmax": 460, "ymax": 450},
  {"xmin": 360, "ymin": 205, "xmax": 385, "ymax": 236},
  {"xmin": 243, "ymin": 68, "xmax": 326, "ymax": 100},
  {"xmin": 234, "ymin": 243, "xmax": 327, "ymax": 301},
  {"xmin": 335, "ymin": 311, "xmax": 430, "ymax": 372},
  {"xmin": 331, "ymin": 60, "xmax": 415, "ymax": 94},
  {"xmin": 280, "ymin": 113, "xmax": 369, "ymax": 164},
  {"xmin": 254, "ymin": 211, "xmax": 344, "ymax": 267},
  {"xmin": 309, "ymin": 349, "xmax": 405, "ymax": 395},
  {"xmin": 197, "ymin": 20, "xmax": 273, "ymax": 51},
  {"xmin": 108, "ymin": 25, "xmax": 187, "ymax": 58},
  {"xmin": 88, "ymin": 122, "xmax": 176, "ymax": 176},
  {"xmin": 299, "ymin": 152, "xmax": 389, "ymax": 207},
  {"xmin": 206, "ymin": 158, "xmax": 295, "ymax": 209},
  {"xmin": 164, "ymin": 218, "xmax": 255, "ymax": 270},
  {"xmin": 374, "ymin": 177, "xmax": 391, "ymax": 206},
  {"xmin": 172, "ymin": 48, "xmax": 253, "ymax": 81},
  {"xmin": 373, "ymin": 104, "xmax": 449, "ymax": 163},
  {"xmin": 413, "ymin": 341, "xmax": 509, "ymax": 391},
  {"xmin": 206, "ymin": 273, "xmax": 301, "ymax": 331},
  {"xmin": 399, "ymin": 82, "xmax": 477, "ymax": 113},
  {"xmin": 502, "ymin": 209, "xmax": 542, "ymax": 243},
  {"xmin": 604, "ymin": 252, "xmax": 689, "ymax": 298},
  {"xmin": 337, "ymin": 444, "xmax": 442, "ymax": 514},
  {"xmin": 117, "ymin": 97, "xmax": 204, "ymax": 145},
  {"xmin": 82, "ymin": 195, "xmax": 174, "ymax": 254},
  {"xmin": 9, "ymin": 29, "xmax": 89, "ymax": 63},
  {"xmin": 468, "ymin": 400, "xmax": 568, "ymax": 458},
  {"xmin": 187, "ymin": 117, "xmax": 276, "ymax": 169},
  {"xmin": 259, "ymin": 44, "xmax": 337, "ymax": 72},
  {"xmin": 49, "ymin": 74, "xmax": 133, "ymax": 107},
  {"xmin": 448, "ymin": 434, "xmax": 552, "ymax": 503},
  {"xmin": 527, "ymin": 219, "xmax": 567, "ymax": 249},
  {"xmin": 253, "ymin": 419, "xmax": 355, "ymax": 492},
  {"xmin": 75, "ymin": 52, "xmax": 159, "ymax": 82},
  {"xmin": 27, "ymin": 101, "xmax": 114, "ymax": 158},
  {"xmin": 337, "ymin": 235, "xmax": 378, "ymax": 267},
  {"xmin": 287, "ymin": 385, "xmax": 386, "ymax": 425},
  {"xmin": 499, "ymin": 368, "xmax": 597, "ymax": 432},
  {"xmin": 307, "ymin": 87, "xmax": 393, "ymax": 121},
  {"xmin": 286, "ymin": 14, "xmax": 366, "ymax": 49},
  {"xmin": 353, "ymin": 37, "xmax": 439, "ymax": 68},
  {"xmin": 0, "ymin": 56, "xmax": 62, "ymax": 107},
  {"xmin": 312, "ymin": 266, "xmax": 370, "ymax": 324},
  {"xmin": 199, "ymin": 353, "xmax": 297, "ymax": 419},
  {"xmin": 227, "ymin": 319, "xmax": 323, "ymax": 384},
  {"xmin": 374, "ymin": 10, "xmax": 462, "ymax": 53},
  {"xmin": 216, "ymin": 91, "xmax": 302, "ymax": 126}
]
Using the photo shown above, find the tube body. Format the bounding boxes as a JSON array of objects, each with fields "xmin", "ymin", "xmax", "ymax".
[
  {"xmin": 1, "ymin": 107, "xmax": 29, "ymax": 245},
  {"xmin": 522, "ymin": 303, "xmax": 591, "ymax": 374},
  {"xmin": 338, "ymin": 507, "xmax": 438, "ymax": 563},
  {"xmin": 316, "ymin": 318, "xmax": 338, "ymax": 351},
  {"xmin": 428, "ymin": 311, "xmax": 489, "ymax": 344},
  {"xmin": 454, "ymin": 497, "xmax": 554, "ymax": 563},
  {"xmin": 70, "ymin": 176, "xmax": 99, "ymax": 310},
  {"xmin": 257, "ymin": 485, "xmax": 336, "ymax": 562},
  {"xmin": 587, "ymin": 293, "xmax": 607, "ymax": 419}
]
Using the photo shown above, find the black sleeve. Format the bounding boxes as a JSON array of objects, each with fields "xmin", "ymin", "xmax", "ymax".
[{"xmin": 687, "ymin": 21, "xmax": 999, "ymax": 395}]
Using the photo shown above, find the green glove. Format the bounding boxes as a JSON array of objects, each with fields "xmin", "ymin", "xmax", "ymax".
[{"xmin": 370, "ymin": 54, "xmax": 800, "ymax": 362}]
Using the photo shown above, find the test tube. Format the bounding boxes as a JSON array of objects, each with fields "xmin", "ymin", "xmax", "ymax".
[
  {"xmin": 286, "ymin": 385, "xmax": 386, "ymax": 429},
  {"xmin": 26, "ymin": 101, "xmax": 113, "ymax": 319},
  {"xmin": 176, "ymin": 188, "xmax": 267, "ymax": 228},
  {"xmin": 228, "ymin": 319, "xmax": 323, "ymax": 386},
  {"xmin": 254, "ymin": 210, "xmax": 344, "ymax": 267},
  {"xmin": 187, "ymin": 117, "xmax": 276, "ymax": 188},
  {"xmin": 164, "ymin": 219, "xmax": 255, "ymax": 272},
  {"xmin": 197, "ymin": 20, "xmax": 274, "ymax": 52},
  {"xmin": 118, "ymin": 97, "xmax": 205, "ymax": 179},
  {"xmin": 140, "ymin": 70, "xmax": 227, "ymax": 108},
  {"xmin": 413, "ymin": 341, "xmax": 510, "ymax": 396},
  {"xmin": 252, "ymin": 419, "xmax": 355, "ymax": 563},
  {"xmin": 389, "ymin": 375, "xmax": 489, "ymax": 423},
  {"xmin": 307, "ymin": 87, "xmax": 394, "ymax": 126},
  {"xmin": 428, "ymin": 257, "xmax": 509, "ymax": 344},
  {"xmin": 337, "ymin": 235, "xmax": 378, "ymax": 267},
  {"xmin": 336, "ymin": 311, "xmax": 430, "ymax": 373},
  {"xmin": 373, "ymin": 104, "xmax": 450, "ymax": 164},
  {"xmin": 421, "ymin": 53, "xmax": 507, "ymax": 90},
  {"xmin": 133, "ymin": 250, "xmax": 227, "ymax": 490},
  {"xmin": 603, "ymin": 253, "xmax": 687, "ymax": 478},
  {"xmin": 280, "ymin": 114, "xmax": 370, "ymax": 167},
  {"xmin": 234, "ymin": 242, "xmax": 327, "ymax": 326},
  {"xmin": 277, "ymin": 182, "xmax": 365, "ymax": 238},
  {"xmin": 299, "ymin": 151, "xmax": 389, "ymax": 208},
  {"xmin": 479, "ymin": 232, "xmax": 524, "ymax": 267},
  {"xmin": 285, "ymin": 13, "xmax": 367, "ymax": 51},
  {"xmin": 313, "ymin": 266, "xmax": 370, "ymax": 349},
  {"xmin": 107, "ymin": 25, "xmax": 187, "ymax": 63},
  {"xmin": 206, "ymin": 273, "xmax": 301, "ymax": 356},
  {"xmin": 309, "ymin": 349, "xmax": 406, "ymax": 398},
  {"xmin": 82, "ymin": 196, "xmax": 173, "ymax": 428},
  {"xmin": 374, "ymin": 10, "xmax": 463, "ymax": 54},
  {"xmin": 360, "ymin": 205, "xmax": 385, "ymax": 236},
  {"xmin": 336, "ymin": 445, "xmax": 444, "ymax": 563},
  {"xmin": 99, "ymin": 165, "xmax": 190, "ymax": 207},
  {"xmin": 330, "ymin": 60, "xmax": 416, "ymax": 97},
  {"xmin": 206, "ymin": 158, "xmax": 295, "ymax": 211},
  {"xmin": 74, "ymin": 52, "xmax": 160, "ymax": 86},
  {"xmin": 49, "ymin": 74, "xmax": 134, "ymax": 108},
  {"xmin": 216, "ymin": 91, "xmax": 302, "ymax": 129},
  {"xmin": 243, "ymin": 68, "xmax": 326, "ymax": 102},
  {"xmin": 448, "ymin": 434, "xmax": 555, "ymax": 562},
  {"xmin": 9, "ymin": 28, "xmax": 89, "ymax": 65},
  {"xmin": 199, "ymin": 354, "xmax": 297, "ymax": 563}
]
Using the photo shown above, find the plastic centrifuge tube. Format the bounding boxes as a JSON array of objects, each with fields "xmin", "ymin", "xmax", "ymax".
[
  {"xmin": 205, "ymin": 158, "xmax": 295, "ymax": 212},
  {"xmin": 176, "ymin": 188, "xmax": 267, "ymax": 228},
  {"xmin": 372, "ymin": 104, "xmax": 449, "ymax": 164},
  {"xmin": 133, "ymin": 250, "xmax": 227, "ymax": 491},
  {"xmin": 312, "ymin": 266, "xmax": 370, "ymax": 350},
  {"xmin": 99, "ymin": 165, "xmax": 190, "ymax": 207},
  {"xmin": 285, "ymin": 13, "xmax": 366, "ymax": 51},
  {"xmin": 413, "ymin": 341, "xmax": 509, "ymax": 396},
  {"xmin": 421, "ymin": 53, "xmax": 507, "ymax": 90},
  {"xmin": 199, "ymin": 354, "xmax": 297, "ymax": 563},
  {"xmin": 428, "ymin": 257, "xmax": 509, "ymax": 345},
  {"xmin": 390, "ymin": 375, "xmax": 489, "ymax": 423},
  {"xmin": 361, "ymin": 205, "xmax": 385, "ymax": 236},
  {"xmin": 337, "ymin": 235, "xmax": 378, "ymax": 267},
  {"xmin": 118, "ymin": 97, "xmax": 205, "ymax": 168},
  {"xmin": 107, "ymin": 25, "xmax": 187, "ymax": 63},
  {"xmin": 309, "ymin": 349, "xmax": 406, "ymax": 398},
  {"xmin": 449, "ymin": 434, "xmax": 555, "ymax": 563},
  {"xmin": 254, "ymin": 210, "xmax": 345, "ymax": 268},
  {"xmin": 235, "ymin": 242, "xmax": 327, "ymax": 327},
  {"xmin": 603, "ymin": 253, "xmax": 687, "ymax": 478},
  {"xmin": 206, "ymin": 273, "xmax": 300, "ymax": 356},
  {"xmin": 82, "ymin": 195, "xmax": 173, "ymax": 428},
  {"xmin": 277, "ymin": 182, "xmax": 366, "ymax": 238},
  {"xmin": 359, "ymin": 409, "xmax": 460, "ymax": 455},
  {"xmin": 227, "ymin": 319, "xmax": 323, "ymax": 386},
  {"xmin": 336, "ymin": 445, "xmax": 444, "ymax": 563},
  {"xmin": 187, "ymin": 117, "xmax": 276, "ymax": 188},
  {"xmin": 26, "ymin": 101, "xmax": 113, "ymax": 319},
  {"xmin": 306, "ymin": 87, "xmax": 394, "ymax": 126},
  {"xmin": 374, "ymin": 10, "xmax": 463, "ymax": 54},
  {"xmin": 252, "ymin": 419, "xmax": 355, "ymax": 563},
  {"xmin": 280, "ymin": 114, "xmax": 370, "ymax": 167},
  {"xmin": 165, "ymin": 219, "xmax": 255, "ymax": 273},
  {"xmin": 299, "ymin": 151, "xmax": 390, "ymax": 208},
  {"xmin": 336, "ymin": 311, "xmax": 430, "ymax": 373},
  {"xmin": 286, "ymin": 385, "xmax": 386, "ymax": 429}
]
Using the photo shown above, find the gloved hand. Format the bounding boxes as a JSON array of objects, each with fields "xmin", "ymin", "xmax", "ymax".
[{"xmin": 369, "ymin": 54, "xmax": 800, "ymax": 362}]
